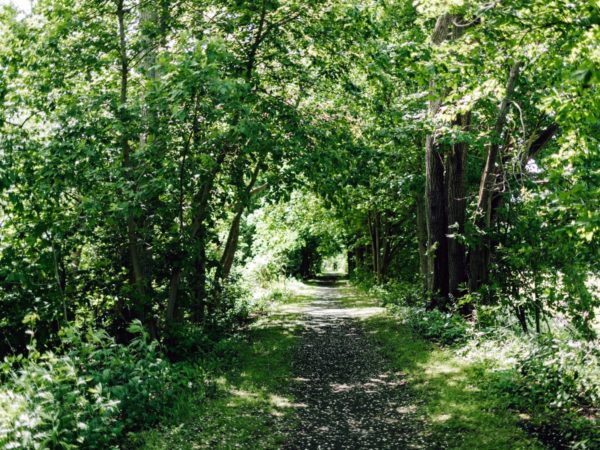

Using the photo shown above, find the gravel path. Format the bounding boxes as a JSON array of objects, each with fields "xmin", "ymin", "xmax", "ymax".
[{"xmin": 282, "ymin": 281, "xmax": 425, "ymax": 449}]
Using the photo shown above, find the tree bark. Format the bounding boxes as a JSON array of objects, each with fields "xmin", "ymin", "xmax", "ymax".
[
  {"xmin": 217, "ymin": 161, "xmax": 265, "ymax": 283},
  {"xmin": 166, "ymin": 267, "xmax": 181, "ymax": 323},
  {"xmin": 447, "ymin": 112, "xmax": 470, "ymax": 312},
  {"xmin": 187, "ymin": 3, "xmax": 270, "ymax": 321},
  {"xmin": 117, "ymin": 0, "xmax": 156, "ymax": 336},
  {"xmin": 367, "ymin": 211, "xmax": 383, "ymax": 279},
  {"xmin": 475, "ymin": 62, "xmax": 521, "ymax": 222},
  {"xmin": 425, "ymin": 14, "xmax": 452, "ymax": 309},
  {"xmin": 426, "ymin": 135, "xmax": 449, "ymax": 307},
  {"xmin": 188, "ymin": 157, "xmax": 225, "ymax": 322},
  {"xmin": 347, "ymin": 248, "xmax": 356, "ymax": 277},
  {"xmin": 527, "ymin": 123, "xmax": 559, "ymax": 159},
  {"xmin": 166, "ymin": 93, "xmax": 199, "ymax": 324}
]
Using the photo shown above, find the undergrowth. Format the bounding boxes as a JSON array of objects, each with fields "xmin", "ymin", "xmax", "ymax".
[
  {"xmin": 136, "ymin": 291, "xmax": 301, "ymax": 449},
  {"xmin": 0, "ymin": 279, "xmax": 298, "ymax": 450},
  {"xmin": 0, "ymin": 321, "xmax": 200, "ymax": 449},
  {"xmin": 361, "ymin": 280, "xmax": 600, "ymax": 449}
]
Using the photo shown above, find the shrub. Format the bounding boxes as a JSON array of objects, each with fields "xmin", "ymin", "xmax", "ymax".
[
  {"xmin": 510, "ymin": 336, "xmax": 600, "ymax": 448},
  {"xmin": 517, "ymin": 337, "xmax": 599, "ymax": 411},
  {"xmin": 376, "ymin": 281, "xmax": 422, "ymax": 307},
  {"xmin": 163, "ymin": 323, "xmax": 212, "ymax": 361},
  {"xmin": 0, "ymin": 321, "xmax": 195, "ymax": 449},
  {"xmin": 211, "ymin": 282, "xmax": 252, "ymax": 330},
  {"xmin": 403, "ymin": 308, "xmax": 470, "ymax": 345}
]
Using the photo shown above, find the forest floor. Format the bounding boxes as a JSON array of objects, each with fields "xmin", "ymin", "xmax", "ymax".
[{"xmin": 138, "ymin": 278, "xmax": 543, "ymax": 449}]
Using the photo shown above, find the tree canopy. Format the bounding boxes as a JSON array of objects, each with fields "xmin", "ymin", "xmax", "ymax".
[{"xmin": 0, "ymin": 0, "xmax": 598, "ymax": 446}]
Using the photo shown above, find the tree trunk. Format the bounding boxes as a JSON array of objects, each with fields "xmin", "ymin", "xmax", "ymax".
[
  {"xmin": 516, "ymin": 305, "xmax": 528, "ymax": 334},
  {"xmin": 216, "ymin": 162, "xmax": 266, "ymax": 283},
  {"xmin": 416, "ymin": 193, "xmax": 429, "ymax": 293},
  {"xmin": 187, "ymin": 4, "xmax": 269, "ymax": 320},
  {"xmin": 117, "ymin": 0, "xmax": 156, "ymax": 337},
  {"xmin": 192, "ymin": 234, "xmax": 207, "ymax": 322},
  {"xmin": 189, "ymin": 177, "xmax": 220, "ymax": 323},
  {"xmin": 475, "ymin": 62, "xmax": 521, "ymax": 221},
  {"xmin": 368, "ymin": 212, "xmax": 382, "ymax": 279},
  {"xmin": 300, "ymin": 246, "xmax": 312, "ymax": 279},
  {"xmin": 355, "ymin": 244, "xmax": 367, "ymax": 273},
  {"xmin": 426, "ymin": 135, "xmax": 449, "ymax": 307},
  {"xmin": 425, "ymin": 14, "xmax": 452, "ymax": 309},
  {"xmin": 347, "ymin": 248, "xmax": 356, "ymax": 277},
  {"xmin": 447, "ymin": 112, "xmax": 470, "ymax": 313},
  {"xmin": 166, "ymin": 267, "xmax": 181, "ymax": 323},
  {"xmin": 137, "ymin": 0, "xmax": 162, "ymax": 338},
  {"xmin": 166, "ymin": 93, "xmax": 199, "ymax": 324},
  {"xmin": 470, "ymin": 62, "xmax": 521, "ymax": 293},
  {"xmin": 219, "ymin": 210, "xmax": 243, "ymax": 280}
]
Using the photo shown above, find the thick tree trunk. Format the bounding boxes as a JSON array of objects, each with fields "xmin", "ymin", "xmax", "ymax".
[
  {"xmin": 300, "ymin": 247, "xmax": 312, "ymax": 279},
  {"xmin": 426, "ymin": 135, "xmax": 449, "ymax": 307},
  {"xmin": 137, "ymin": 0, "xmax": 163, "ymax": 337},
  {"xmin": 355, "ymin": 244, "xmax": 367, "ymax": 273},
  {"xmin": 425, "ymin": 14, "xmax": 452, "ymax": 309},
  {"xmin": 447, "ymin": 112, "xmax": 470, "ymax": 312},
  {"xmin": 166, "ymin": 267, "xmax": 181, "ymax": 323},
  {"xmin": 467, "ymin": 122, "xmax": 559, "ymax": 296},
  {"xmin": 347, "ymin": 248, "xmax": 356, "ymax": 277}
]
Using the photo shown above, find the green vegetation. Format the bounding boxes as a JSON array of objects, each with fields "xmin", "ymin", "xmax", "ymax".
[
  {"xmin": 1, "ymin": 321, "xmax": 189, "ymax": 449},
  {"xmin": 137, "ymin": 312, "xmax": 300, "ymax": 450},
  {"xmin": 365, "ymin": 313, "xmax": 543, "ymax": 450},
  {"xmin": 361, "ymin": 282, "xmax": 600, "ymax": 449},
  {"xmin": 0, "ymin": 0, "xmax": 599, "ymax": 448}
]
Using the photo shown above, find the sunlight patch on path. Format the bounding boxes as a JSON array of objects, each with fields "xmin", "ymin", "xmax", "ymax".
[{"xmin": 282, "ymin": 281, "xmax": 425, "ymax": 449}]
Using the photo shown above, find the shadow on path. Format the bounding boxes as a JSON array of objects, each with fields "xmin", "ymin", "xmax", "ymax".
[{"xmin": 282, "ymin": 279, "xmax": 425, "ymax": 449}]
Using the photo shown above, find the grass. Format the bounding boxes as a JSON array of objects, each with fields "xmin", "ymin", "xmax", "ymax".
[
  {"xmin": 362, "ymin": 312, "xmax": 544, "ymax": 449},
  {"xmin": 132, "ymin": 281, "xmax": 547, "ymax": 449},
  {"xmin": 301, "ymin": 281, "xmax": 542, "ymax": 448},
  {"xmin": 133, "ymin": 311, "xmax": 301, "ymax": 450}
]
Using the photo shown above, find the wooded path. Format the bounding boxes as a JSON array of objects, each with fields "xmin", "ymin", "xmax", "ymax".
[{"xmin": 281, "ymin": 280, "xmax": 426, "ymax": 449}]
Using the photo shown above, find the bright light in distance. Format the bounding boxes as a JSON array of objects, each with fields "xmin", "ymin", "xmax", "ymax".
[{"xmin": 0, "ymin": 0, "xmax": 32, "ymax": 14}]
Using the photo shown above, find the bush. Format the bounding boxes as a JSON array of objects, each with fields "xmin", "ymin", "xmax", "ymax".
[
  {"xmin": 0, "ymin": 321, "xmax": 197, "ymax": 449},
  {"xmin": 376, "ymin": 281, "xmax": 422, "ymax": 307},
  {"xmin": 517, "ymin": 337, "xmax": 599, "ymax": 412},
  {"xmin": 403, "ymin": 308, "xmax": 470, "ymax": 345},
  {"xmin": 163, "ymin": 323, "xmax": 212, "ymax": 361},
  {"xmin": 242, "ymin": 254, "xmax": 284, "ymax": 287},
  {"xmin": 510, "ymin": 336, "xmax": 600, "ymax": 448},
  {"xmin": 211, "ymin": 282, "xmax": 252, "ymax": 330}
]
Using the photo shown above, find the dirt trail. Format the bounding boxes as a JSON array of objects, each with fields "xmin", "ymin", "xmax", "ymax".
[{"xmin": 281, "ymin": 280, "xmax": 425, "ymax": 450}]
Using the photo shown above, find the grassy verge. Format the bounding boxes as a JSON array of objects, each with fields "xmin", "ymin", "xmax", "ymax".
[
  {"xmin": 133, "ymin": 310, "xmax": 301, "ymax": 450},
  {"xmin": 363, "ymin": 313, "xmax": 544, "ymax": 449}
]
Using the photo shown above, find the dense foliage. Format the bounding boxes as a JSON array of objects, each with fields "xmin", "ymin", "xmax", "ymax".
[
  {"xmin": 0, "ymin": 0, "xmax": 598, "ymax": 447},
  {"xmin": 0, "ymin": 321, "xmax": 196, "ymax": 448}
]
